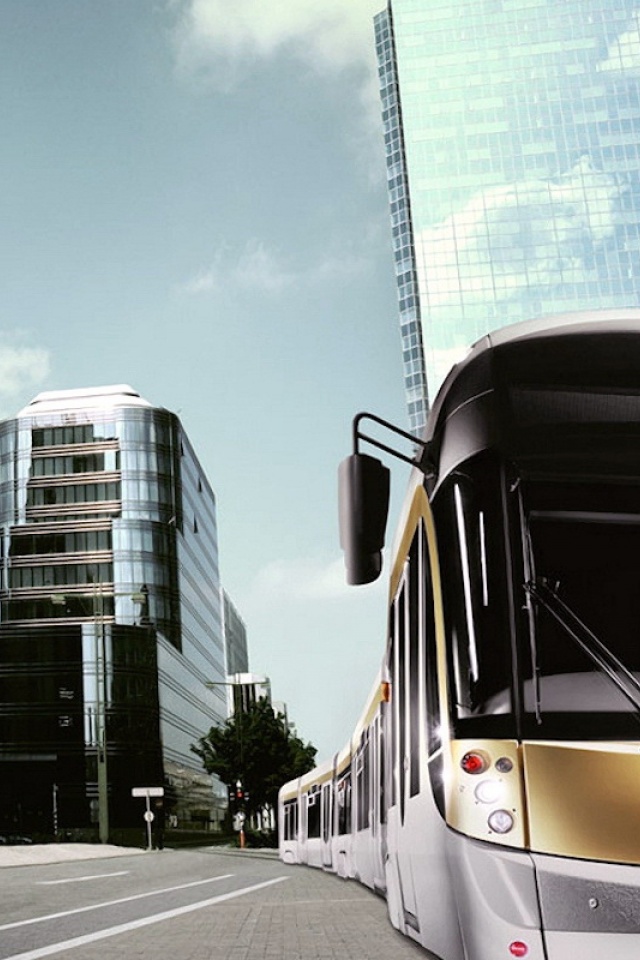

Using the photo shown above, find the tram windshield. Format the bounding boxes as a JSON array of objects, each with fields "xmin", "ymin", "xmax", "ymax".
[
  {"xmin": 519, "ymin": 477, "xmax": 640, "ymax": 739},
  {"xmin": 432, "ymin": 452, "xmax": 640, "ymax": 741}
]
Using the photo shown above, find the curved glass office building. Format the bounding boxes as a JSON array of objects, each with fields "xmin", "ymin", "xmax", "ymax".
[
  {"xmin": 376, "ymin": 0, "xmax": 640, "ymax": 430},
  {"xmin": 0, "ymin": 386, "xmax": 226, "ymax": 840}
]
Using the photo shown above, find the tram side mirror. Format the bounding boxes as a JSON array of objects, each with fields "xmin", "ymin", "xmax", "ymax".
[{"xmin": 338, "ymin": 453, "xmax": 390, "ymax": 585}]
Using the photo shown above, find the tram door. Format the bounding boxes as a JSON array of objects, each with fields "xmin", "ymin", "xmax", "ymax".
[
  {"xmin": 321, "ymin": 781, "xmax": 333, "ymax": 867},
  {"xmin": 392, "ymin": 535, "xmax": 422, "ymax": 926}
]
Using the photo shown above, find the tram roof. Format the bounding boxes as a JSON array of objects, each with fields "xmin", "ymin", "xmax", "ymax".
[{"xmin": 421, "ymin": 309, "xmax": 640, "ymax": 492}]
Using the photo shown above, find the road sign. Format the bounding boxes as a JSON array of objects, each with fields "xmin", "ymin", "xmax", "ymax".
[
  {"xmin": 133, "ymin": 787, "xmax": 163, "ymax": 850},
  {"xmin": 131, "ymin": 787, "xmax": 164, "ymax": 798}
]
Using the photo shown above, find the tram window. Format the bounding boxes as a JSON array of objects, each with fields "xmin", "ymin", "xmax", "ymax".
[
  {"xmin": 283, "ymin": 800, "xmax": 297, "ymax": 841},
  {"xmin": 387, "ymin": 631, "xmax": 396, "ymax": 810},
  {"xmin": 422, "ymin": 524, "xmax": 441, "ymax": 756},
  {"xmin": 522, "ymin": 478, "xmax": 640, "ymax": 739},
  {"xmin": 379, "ymin": 724, "xmax": 386, "ymax": 824},
  {"xmin": 356, "ymin": 734, "xmax": 370, "ymax": 831},
  {"xmin": 337, "ymin": 770, "xmax": 352, "ymax": 835},
  {"xmin": 307, "ymin": 787, "xmax": 321, "ymax": 838},
  {"xmin": 408, "ymin": 534, "xmax": 420, "ymax": 797},
  {"xmin": 323, "ymin": 783, "xmax": 333, "ymax": 842},
  {"xmin": 397, "ymin": 586, "xmax": 406, "ymax": 816},
  {"xmin": 432, "ymin": 452, "xmax": 513, "ymax": 734}
]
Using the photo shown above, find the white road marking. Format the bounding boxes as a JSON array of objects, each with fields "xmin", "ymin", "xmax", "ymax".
[
  {"xmin": 0, "ymin": 874, "xmax": 234, "ymax": 931},
  {"xmin": 37, "ymin": 871, "xmax": 130, "ymax": 885},
  {"xmin": 1, "ymin": 876, "xmax": 289, "ymax": 960}
]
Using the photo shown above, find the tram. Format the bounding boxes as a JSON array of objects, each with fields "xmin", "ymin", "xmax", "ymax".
[{"xmin": 279, "ymin": 311, "xmax": 640, "ymax": 960}]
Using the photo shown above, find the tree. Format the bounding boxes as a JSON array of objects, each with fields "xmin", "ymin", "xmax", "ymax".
[{"xmin": 192, "ymin": 698, "xmax": 317, "ymax": 822}]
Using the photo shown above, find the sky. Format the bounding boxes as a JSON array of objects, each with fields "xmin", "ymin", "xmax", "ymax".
[{"xmin": 0, "ymin": 0, "xmax": 411, "ymax": 760}]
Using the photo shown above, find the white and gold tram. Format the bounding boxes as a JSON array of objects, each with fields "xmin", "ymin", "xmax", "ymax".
[{"xmin": 279, "ymin": 311, "xmax": 640, "ymax": 960}]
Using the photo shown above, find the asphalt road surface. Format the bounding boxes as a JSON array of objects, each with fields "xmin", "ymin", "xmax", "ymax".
[{"xmin": 0, "ymin": 848, "xmax": 428, "ymax": 959}]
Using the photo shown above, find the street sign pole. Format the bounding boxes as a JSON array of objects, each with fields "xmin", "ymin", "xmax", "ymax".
[
  {"xmin": 132, "ymin": 787, "xmax": 164, "ymax": 851},
  {"xmin": 144, "ymin": 795, "xmax": 153, "ymax": 851},
  {"xmin": 52, "ymin": 783, "xmax": 58, "ymax": 839}
]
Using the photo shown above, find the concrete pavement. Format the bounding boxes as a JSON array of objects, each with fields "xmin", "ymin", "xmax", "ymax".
[
  {"xmin": 0, "ymin": 841, "xmax": 278, "ymax": 868},
  {"xmin": 0, "ymin": 842, "xmax": 146, "ymax": 868}
]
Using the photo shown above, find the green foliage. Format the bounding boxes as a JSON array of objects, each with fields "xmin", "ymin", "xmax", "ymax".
[{"xmin": 191, "ymin": 698, "xmax": 317, "ymax": 817}]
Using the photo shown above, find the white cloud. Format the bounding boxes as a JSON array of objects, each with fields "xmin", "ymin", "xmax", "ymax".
[
  {"xmin": 171, "ymin": 0, "xmax": 387, "ymax": 182},
  {"xmin": 182, "ymin": 239, "xmax": 369, "ymax": 296},
  {"xmin": 598, "ymin": 12, "xmax": 640, "ymax": 74},
  {"xmin": 0, "ymin": 345, "xmax": 50, "ymax": 398},
  {"xmin": 183, "ymin": 239, "xmax": 294, "ymax": 295},
  {"xmin": 183, "ymin": 247, "xmax": 227, "ymax": 294},
  {"xmin": 235, "ymin": 239, "xmax": 296, "ymax": 292},
  {"xmin": 418, "ymin": 156, "xmax": 625, "ymax": 309},
  {"xmin": 307, "ymin": 252, "xmax": 370, "ymax": 284},
  {"xmin": 173, "ymin": 0, "xmax": 382, "ymax": 83}
]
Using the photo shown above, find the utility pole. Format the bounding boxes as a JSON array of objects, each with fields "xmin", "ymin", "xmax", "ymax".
[{"xmin": 95, "ymin": 583, "xmax": 109, "ymax": 844}]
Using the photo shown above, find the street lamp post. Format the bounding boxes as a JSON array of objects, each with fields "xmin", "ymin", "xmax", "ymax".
[{"xmin": 93, "ymin": 584, "xmax": 108, "ymax": 844}]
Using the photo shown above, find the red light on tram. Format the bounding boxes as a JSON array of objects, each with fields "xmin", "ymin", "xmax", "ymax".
[
  {"xmin": 460, "ymin": 751, "xmax": 487, "ymax": 775},
  {"xmin": 508, "ymin": 942, "xmax": 528, "ymax": 958}
]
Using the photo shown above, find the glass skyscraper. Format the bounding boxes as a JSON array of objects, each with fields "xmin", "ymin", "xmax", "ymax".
[
  {"xmin": 376, "ymin": 0, "xmax": 640, "ymax": 431},
  {"xmin": 0, "ymin": 386, "xmax": 227, "ymax": 840},
  {"xmin": 223, "ymin": 590, "xmax": 249, "ymax": 676}
]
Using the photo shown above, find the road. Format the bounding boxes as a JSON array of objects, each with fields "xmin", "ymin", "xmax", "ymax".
[{"xmin": 0, "ymin": 848, "xmax": 427, "ymax": 959}]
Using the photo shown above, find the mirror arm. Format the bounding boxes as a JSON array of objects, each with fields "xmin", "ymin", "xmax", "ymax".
[{"xmin": 352, "ymin": 412, "xmax": 430, "ymax": 470}]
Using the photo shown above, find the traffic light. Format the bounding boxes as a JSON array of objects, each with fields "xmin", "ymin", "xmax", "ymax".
[
  {"xmin": 229, "ymin": 780, "xmax": 246, "ymax": 806},
  {"xmin": 235, "ymin": 783, "xmax": 244, "ymax": 801},
  {"xmin": 227, "ymin": 780, "xmax": 249, "ymax": 809}
]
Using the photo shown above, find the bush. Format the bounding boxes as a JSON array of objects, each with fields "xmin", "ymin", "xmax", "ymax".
[{"xmin": 242, "ymin": 827, "xmax": 277, "ymax": 848}]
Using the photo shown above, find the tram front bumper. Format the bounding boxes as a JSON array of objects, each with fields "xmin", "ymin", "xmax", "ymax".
[
  {"xmin": 446, "ymin": 830, "xmax": 640, "ymax": 959},
  {"xmin": 534, "ymin": 851, "xmax": 640, "ymax": 959}
]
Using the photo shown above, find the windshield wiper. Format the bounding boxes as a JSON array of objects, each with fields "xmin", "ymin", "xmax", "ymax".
[
  {"xmin": 516, "ymin": 479, "xmax": 542, "ymax": 725},
  {"xmin": 524, "ymin": 579, "xmax": 640, "ymax": 715}
]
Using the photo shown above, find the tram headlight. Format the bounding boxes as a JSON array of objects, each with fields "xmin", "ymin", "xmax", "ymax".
[
  {"xmin": 474, "ymin": 779, "xmax": 502, "ymax": 804},
  {"xmin": 488, "ymin": 809, "xmax": 514, "ymax": 834}
]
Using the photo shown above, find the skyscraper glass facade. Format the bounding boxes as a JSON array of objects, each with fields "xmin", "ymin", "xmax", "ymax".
[
  {"xmin": 223, "ymin": 590, "xmax": 249, "ymax": 677},
  {"xmin": 0, "ymin": 386, "xmax": 227, "ymax": 838},
  {"xmin": 376, "ymin": 0, "xmax": 640, "ymax": 431}
]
